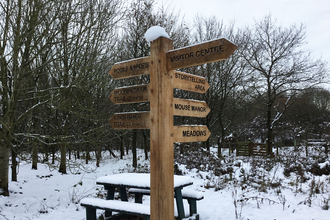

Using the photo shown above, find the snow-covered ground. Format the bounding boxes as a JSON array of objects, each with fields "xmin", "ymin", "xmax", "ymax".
[{"xmin": 1, "ymin": 148, "xmax": 329, "ymax": 220}]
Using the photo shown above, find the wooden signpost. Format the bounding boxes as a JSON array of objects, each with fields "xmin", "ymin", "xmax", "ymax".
[{"xmin": 108, "ymin": 35, "xmax": 237, "ymax": 220}]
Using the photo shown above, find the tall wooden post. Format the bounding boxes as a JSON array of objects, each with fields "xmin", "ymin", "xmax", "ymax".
[{"xmin": 149, "ymin": 37, "xmax": 174, "ymax": 220}]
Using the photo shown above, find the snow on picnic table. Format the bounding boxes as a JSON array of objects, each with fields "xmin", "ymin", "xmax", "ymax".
[
  {"xmin": 96, "ymin": 173, "xmax": 193, "ymax": 189},
  {"xmin": 80, "ymin": 198, "xmax": 150, "ymax": 215}
]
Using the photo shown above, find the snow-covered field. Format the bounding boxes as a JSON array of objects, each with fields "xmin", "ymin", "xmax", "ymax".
[{"xmin": 1, "ymin": 148, "xmax": 329, "ymax": 220}]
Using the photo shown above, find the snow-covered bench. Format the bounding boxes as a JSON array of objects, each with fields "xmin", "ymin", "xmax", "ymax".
[
  {"xmin": 128, "ymin": 188, "xmax": 204, "ymax": 217},
  {"xmin": 80, "ymin": 198, "xmax": 150, "ymax": 220}
]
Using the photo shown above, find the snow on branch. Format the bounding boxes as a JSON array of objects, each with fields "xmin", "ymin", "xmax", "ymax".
[{"xmin": 271, "ymin": 95, "xmax": 292, "ymax": 129}]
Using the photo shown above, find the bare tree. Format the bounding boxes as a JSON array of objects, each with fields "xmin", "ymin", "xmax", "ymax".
[
  {"xmin": 191, "ymin": 16, "xmax": 248, "ymax": 155},
  {"xmin": 241, "ymin": 15, "xmax": 328, "ymax": 154},
  {"xmin": 0, "ymin": 0, "xmax": 59, "ymax": 195},
  {"xmin": 50, "ymin": 0, "xmax": 123, "ymax": 173}
]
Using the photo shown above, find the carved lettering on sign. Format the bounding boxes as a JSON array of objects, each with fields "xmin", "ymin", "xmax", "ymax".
[
  {"xmin": 174, "ymin": 72, "xmax": 206, "ymax": 84},
  {"xmin": 113, "ymin": 85, "xmax": 148, "ymax": 95},
  {"xmin": 109, "ymin": 56, "xmax": 150, "ymax": 79},
  {"xmin": 109, "ymin": 84, "xmax": 150, "ymax": 104},
  {"xmin": 109, "ymin": 112, "xmax": 150, "ymax": 129},
  {"xmin": 169, "ymin": 45, "xmax": 224, "ymax": 63},
  {"xmin": 173, "ymin": 98, "xmax": 210, "ymax": 117},
  {"xmin": 113, "ymin": 62, "xmax": 149, "ymax": 74},
  {"xmin": 173, "ymin": 71, "xmax": 209, "ymax": 93},
  {"xmin": 173, "ymin": 125, "xmax": 211, "ymax": 143},
  {"xmin": 167, "ymin": 38, "xmax": 238, "ymax": 71},
  {"xmin": 174, "ymin": 103, "xmax": 190, "ymax": 111},
  {"xmin": 182, "ymin": 130, "xmax": 207, "ymax": 137}
]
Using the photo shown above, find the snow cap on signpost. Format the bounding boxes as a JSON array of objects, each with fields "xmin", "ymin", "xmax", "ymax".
[{"xmin": 145, "ymin": 26, "xmax": 170, "ymax": 42}]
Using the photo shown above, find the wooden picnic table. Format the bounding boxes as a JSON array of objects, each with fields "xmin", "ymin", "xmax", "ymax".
[{"xmin": 96, "ymin": 173, "xmax": 194, "ymax": 219}]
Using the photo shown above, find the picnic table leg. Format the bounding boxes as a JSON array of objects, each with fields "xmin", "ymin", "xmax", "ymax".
[
  {"xmin": 104, "ymin": 186, "xmax": 115, "ymax": 217},
  {"xmin": 85, "ymin": 207, "xmax": 97, "ymax": 220},
  {"xmin": 187, "ymin": 198, "xmax": 197, "ymax": 215},
  {"xmin": 174, "ymin": 188, "xmax": 185, "ymax": 220},
  {"xmin": 134, "ymin": 193, "xmax": 143, "ymax": 203},
  {"xmin": 119, "ymin": 187, "xmax": 128, "ymax": 201}
]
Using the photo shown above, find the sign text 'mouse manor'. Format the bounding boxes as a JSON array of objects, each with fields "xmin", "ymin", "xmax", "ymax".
[{"xmin": 174, "ymin": 104, "xmax": 207, "ymax": 112}]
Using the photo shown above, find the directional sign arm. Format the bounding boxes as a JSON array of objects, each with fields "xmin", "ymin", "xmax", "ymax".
[
  {"xmin": 109, "ymin": 56, "xmax": 150, "ymax": 79},
  {"xmin": 173, "ymin": 125, "xmax": 211, "ymax": 143},
  {"xmin": 166, "ymin": 38, "xmax": 238, "ymax": 71},
  {"xmin": 173, "ymin": 98, "xmax": 210, "ymax": 117}
]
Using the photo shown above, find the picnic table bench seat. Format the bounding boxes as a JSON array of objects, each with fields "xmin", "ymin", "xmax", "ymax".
[
  {"xmin": 80, "ymin": 198, "xmax": 150, "ymax": 220},
  {"xmin": 128, "ymin": 188, "xmax": 203, "ymax": 217}
]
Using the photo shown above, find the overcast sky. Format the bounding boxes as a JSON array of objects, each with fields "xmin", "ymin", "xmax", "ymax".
[
  {"xmin": 167, "ymin": 0, "xmax": 330, "ymax": 62},
  {"xmin": 165, "ymin": 0, "xmax": 330, "ymax": 88}
]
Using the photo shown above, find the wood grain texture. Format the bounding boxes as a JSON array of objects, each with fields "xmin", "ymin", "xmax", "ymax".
[{"xmin": 149, "ymin": 37, "xmax": 174, "ymax": 220}]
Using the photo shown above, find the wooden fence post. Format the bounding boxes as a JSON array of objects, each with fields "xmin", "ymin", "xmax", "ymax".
[{"xmin": 247, "ymin": 140, "xmax": 251, "ymax": 156}]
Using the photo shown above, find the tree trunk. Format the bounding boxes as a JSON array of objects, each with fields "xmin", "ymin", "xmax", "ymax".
[
  {"xmin": 126, "ymin": 134, "xmax": 129, "ymax": 155},
  {"xmin": 0, "ymin": 146, "xmax": 10, "ymax": 196},
  {"xmin": 324, "ymin": 144, "xmax": 328, "ymax": 155},
  {"xmin": 205, "ymin": 116, "xmax": 210, "ymax": 152},
  {"xmin": 85, "ymin": 144, "xmax": 90, "ymax": 165},
  {"xmin": 52, "ymin": 145, "xmax": 55, "ymax": 165},
  {"xmin": 108, "ymin": 147, "xmax": 116, "ymax": 158},
  {"xmin": 266, "ymin": 93, "xmax": 273, "ymax": 155},
  {"xmin": 31, "ymin": 142, "xmax": 38, "ymax": 170},
  {"xmin": 76, "ymin": 147, "xmax": 80, "ymax": 159},
  {"xmin": 266, "ymin": 127, "xmax": 273, "ymax": 155},
  {"xmin": 132, "ymin": 131, "xmax": 137, "ymax": 168},
  {"xmin": 59, "ymin": 144, "xmax": 67, "ymax": 174},
  {"xmin": 96, "ymin": 146, "xmax": 101, "ymax": 167},
  {"xmin": 68, "ymin": 147, "xmax": 71, "ymax": 160},
  {"xmin": 11, "ymin": 147, "xmax": 18, "ymax": 181},
  {"xmin": 43, "ymin": 144, "xmax": 49, "ymax": 163},
  {"xmin": 120, "ymin": 135, "xmax": 125, "ymax": 159},
  {"xmin": 143, "ymin": 131, "xmax": 148, "ymax": 160},
  {"xmin": 217, "ymin": 137, "xmax": 222, "ymax": 158}
]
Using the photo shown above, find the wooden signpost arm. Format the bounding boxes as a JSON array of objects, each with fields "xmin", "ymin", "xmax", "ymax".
[{"xmin": 149, "ymin": 37, "xmax": 174, "ymax": 220}]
